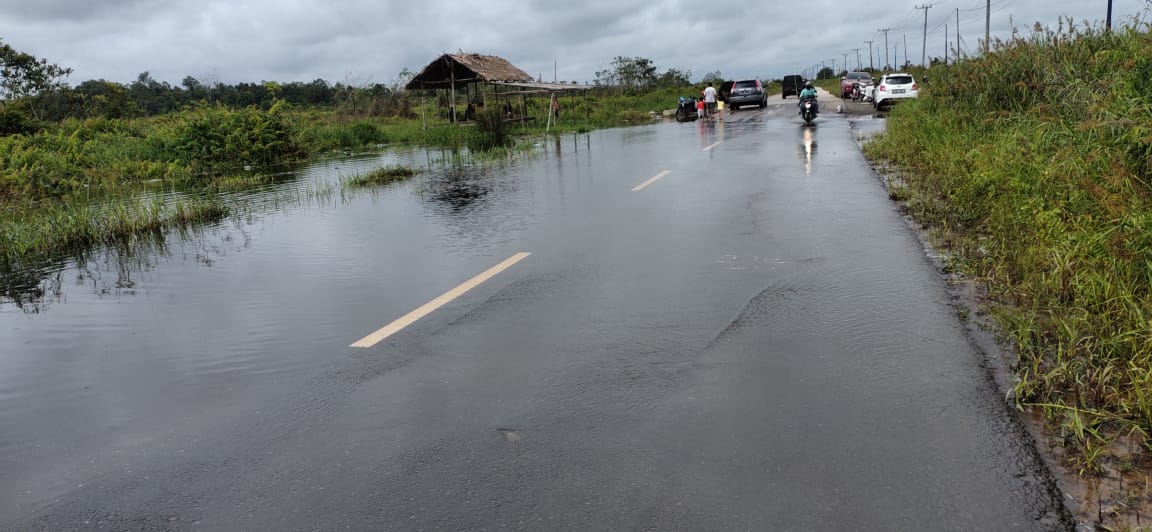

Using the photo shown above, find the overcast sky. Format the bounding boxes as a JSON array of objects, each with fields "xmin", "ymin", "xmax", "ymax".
[{"xmin": 1, "ymin": 0, "xmax": 1148, "ymax": 87}]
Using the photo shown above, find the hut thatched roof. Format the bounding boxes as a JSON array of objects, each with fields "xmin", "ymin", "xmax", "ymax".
[{"xmin": 405, "ymin": 53, "xmax": 534, "ymax": 90}]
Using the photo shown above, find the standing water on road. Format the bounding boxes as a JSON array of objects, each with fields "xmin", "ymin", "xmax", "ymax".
[
  {"xmin": 0, "ymin": 139, "xmax": 562, "ymax": 518},
  {"xmin": 1, "ymin": 113, "xmax": 1072, "ymax": 530}
]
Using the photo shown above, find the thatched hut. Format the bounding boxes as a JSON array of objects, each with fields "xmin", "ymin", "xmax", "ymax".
[
  {"xmin": 405, "ymin": 53, "xmax": 534, "ymax": 90},
  {"xmin": 406, "ymin": 53, "xmax": 591, "ymax": 126}
]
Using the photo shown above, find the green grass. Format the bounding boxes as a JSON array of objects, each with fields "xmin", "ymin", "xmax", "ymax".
[
  {"xmin": 864, "ymin": 19, "xmax": 1152, "ymax": 478},
  {"xmin": 343, "ymin": 165, "xmax": 417, "ymax": 188},
  {"xmin": 1, "ymin": 196, "xmax": 230, "ymax": 264}
]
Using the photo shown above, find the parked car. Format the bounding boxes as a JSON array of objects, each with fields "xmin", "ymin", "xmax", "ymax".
[
  {"xmin": 873, "ymin": 73, "xmax": 918, "ymax": 110},
  {"xmin": 718, "ymin": 80, "xmax": 735, "ymax": 103},
  {"xmin": 781, "ymin": 75, "xmax": 804, "ymax": 99},
  {"xmin": 727, "ymin": 79, "xmax": 767, "ymax": 109},
  {"xmin": 841, "ymin": 71, "xmax": 873, "ymax": 98}
]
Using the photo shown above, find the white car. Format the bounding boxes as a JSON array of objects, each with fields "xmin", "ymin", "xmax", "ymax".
[{"xmin": 873, "ymin": 73, "xmax": 918, "ymax": 110}]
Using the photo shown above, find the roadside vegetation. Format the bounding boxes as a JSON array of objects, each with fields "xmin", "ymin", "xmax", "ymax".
[{"xmin": 864, "ymin": 18, "xmax": 1152, "ymax": 520}]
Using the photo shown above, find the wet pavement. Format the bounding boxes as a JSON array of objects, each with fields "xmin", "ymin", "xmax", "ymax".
[{"xmin": 1, "ymin": 100, "xmax": 1071, "ymax": 530}]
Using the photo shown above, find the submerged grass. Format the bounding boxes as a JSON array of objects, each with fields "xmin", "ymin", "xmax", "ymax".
[
  {"xmin": 343, "ymin": 165, "xmax": 417, "ymax": 188},
  {"xmin": 1, "ymin": 196, "xmax": 230, "ymax": 264},
  {"xmin": 864, "ymin": 18, "xmax": 1152, "ymax": 489}
]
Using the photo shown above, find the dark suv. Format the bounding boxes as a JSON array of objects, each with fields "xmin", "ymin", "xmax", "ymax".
[
  {"xmin": 726, "ymin": 79, "xmax": 767, "ymax": 109},
  {"xmin": 781, "ymin": 75, "xmax": 804, "ymax": 99}
]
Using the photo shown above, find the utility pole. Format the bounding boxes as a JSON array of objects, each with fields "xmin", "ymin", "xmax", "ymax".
[
  {"xmin": 916, "ymin": 4, "xmax": 933, "ymax": 67},
  {"xmin": 853, "ymin": 48, "xmax": 861, "ymax": 70},
  {"xmin": 878, "ymin": 28, "xmax": 890, "ymax": 71},
  {"xmin": 956, "ymin": 8, "xmax": 962, "ymax": 59},
  {"xmin": 842, "ymin": 52, "xmax": 848, "ymax": 74},
  {"xmin": 945, "ymin": 24, "xmax": 949, "ymax": 65},
  {"xmin": 865, "ymin": 40, "xmax": 875, "ymax": 70},
  {"xmin": 985, "ymin": 0, "xmax": 991, "ymax": 53},
  {"xmin": 903, "ymin": 34, "xmax": 908, "ymax": 69},
  {"xmin": 1107, "ymin": 0, "xmax": 1113, "ymax": 31}
]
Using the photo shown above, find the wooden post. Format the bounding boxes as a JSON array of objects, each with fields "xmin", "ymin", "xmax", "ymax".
[
  {"xmin": 546, "ymin": 93, "xmax": 556, "ymax": 134},
  {"xmin": 448, "ymin": 57, "xmax": 457, "ymax": 123}
]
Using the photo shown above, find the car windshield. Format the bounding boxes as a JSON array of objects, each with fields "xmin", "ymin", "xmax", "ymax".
[
  {"xmin": 734, "ymin": 80, "xmax": 758, "ymax": 88},
  {"xmin": 847, "ymin": 73, "xmax": 870, "ymax": 80},
  {"xmin": 884, "ymin": 75, "xmax": 913, "ymax": 85}
]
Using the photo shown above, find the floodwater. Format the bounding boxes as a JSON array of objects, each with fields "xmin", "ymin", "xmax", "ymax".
[{"xmin": 1, "ymin": 106, "xmax": 1072, "ymax": 530}]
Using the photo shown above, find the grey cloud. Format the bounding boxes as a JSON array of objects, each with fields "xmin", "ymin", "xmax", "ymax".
[{"xmin": 0, "ymin": 0, "xmax": 1146, "ymax": 86}]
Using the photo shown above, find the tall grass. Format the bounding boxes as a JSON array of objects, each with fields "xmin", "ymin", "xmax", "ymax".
[
  {"xmin": 865, "ymin": 20, "xmax": 1152, "ymax": 473},
  {"xmin": 1, "ymin": 196, "xmax": 229, "ymax": 265}
]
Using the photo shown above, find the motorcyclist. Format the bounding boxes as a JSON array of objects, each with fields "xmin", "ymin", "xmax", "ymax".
[{"xmin": 798, "ymin": 81, "xmax": 819, "ymax": 115}]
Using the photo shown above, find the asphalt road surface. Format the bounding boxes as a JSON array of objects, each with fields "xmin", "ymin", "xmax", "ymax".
[{"xmin": 2, "ymin": 92, "xmax": 1072, "ymax": 531}]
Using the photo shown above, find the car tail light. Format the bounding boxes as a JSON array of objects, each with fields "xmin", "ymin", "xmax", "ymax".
[
  {"xmin": 879, "ymin": 85, "xmax": 886, "ymax": 92},
  {"xmin": 912, "ymin": 83, "xmax": 918, "ymax": 91}
]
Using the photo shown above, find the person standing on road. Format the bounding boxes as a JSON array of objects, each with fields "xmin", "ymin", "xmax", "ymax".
[{"xmin": 702, "ymin": 82, "xmax": 718, "ymax": 119}]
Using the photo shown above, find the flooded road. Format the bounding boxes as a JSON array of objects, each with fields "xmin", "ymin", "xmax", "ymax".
[{"xmin": 1, "ymin": 103, "xmax": 1070, "ymax": 530}]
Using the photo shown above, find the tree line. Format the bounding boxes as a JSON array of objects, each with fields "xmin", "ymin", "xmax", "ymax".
[
  {"xmin": 0, "ymin": 38, "xmax": 423, "ymax": 135},
  {"xmin": 0, "ymin": 39, "xmax": 707, "ymax": 135}
]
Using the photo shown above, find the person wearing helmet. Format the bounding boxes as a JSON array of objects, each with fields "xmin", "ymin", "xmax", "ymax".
[{"xmin": 798, "ymin": 80, "xmax": 819, "ymax": 115}]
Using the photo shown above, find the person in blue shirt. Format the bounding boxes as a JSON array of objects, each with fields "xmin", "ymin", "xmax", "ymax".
[{"xmin": 798, "ymin": 81, "xmax": 819, "ymax": 115}]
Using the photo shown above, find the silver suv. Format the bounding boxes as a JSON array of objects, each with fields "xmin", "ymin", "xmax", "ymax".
[{"xmin": 726, "ymin": 79, "xmax": 767, "ymax": 109}]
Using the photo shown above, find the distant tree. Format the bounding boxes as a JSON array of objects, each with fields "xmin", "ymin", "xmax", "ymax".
[
  {"xmin": 593, "ymin": 66, "xmax": 615, "ymax": 86},
  {"xmin": 656, "ymin": 67, "xmax": 692, "ymax": 88},
  {"xmin": 596, "ymin": 56, "xmax": 658, "ymax": 90},
  {"xmin": 701, "ymin": 71, "xmax": 724, "ymax": 84},
  {"xmin": 73, "ymin": 79, "xmax": 137, "ymax": 118},
  {"xmin": 817, "ymin": 67, "xmax": 835, "ymax": 80},
  {"xmin": 0, "ymin": 38, "xmax": 73, "ymax": 118},
  {"xmin": 129, "ymin": 72, "xmax": 181, "ymax": 115},
  {"xmin": 263, "ymin": 81, "xmax": 282, "ymax": 101},
  {"xmin": 182, "ymin": 76, "xmax": 208, "ymax": 101},
  {"xmin": 392, "ymin": 67, "xmax": 414, "ymax": 91}
]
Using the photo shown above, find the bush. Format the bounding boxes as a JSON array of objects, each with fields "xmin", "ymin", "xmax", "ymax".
[
  {"xmin": 170, "ymin": 100, "xmax": 307, "ymax": 174},
  {"xmin": 0, "ymin": 105, "xmax": 36, "ymax": 136},
  {"xmin": 471, "ymin": 109, "xmax": 508, "ymax": 150}
]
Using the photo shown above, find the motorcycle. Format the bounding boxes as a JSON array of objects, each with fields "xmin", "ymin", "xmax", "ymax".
[
  {"xmin": 675, "ymin": 96, "xmax": 699, "ymax": 122},
  {"xmin": 799, "ymin": 96, "xmax": 818, "ymax": 125}
]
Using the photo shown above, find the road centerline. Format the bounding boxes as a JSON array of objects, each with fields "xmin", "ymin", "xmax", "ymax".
[
  {"xmin": 703, "ymin": 141, "xmax": 721, "ymax": 151},
  {"xmin": 350, "ymin": 252, "xmax": 532, "ymax": 348},
  {"xmin": 632, "ymin": 170, "xmax": 671, "ymax": 192}
]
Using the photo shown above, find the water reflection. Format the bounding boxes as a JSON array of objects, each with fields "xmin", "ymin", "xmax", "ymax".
[
  {"xmin": 0, "ymin": 260, "xmax": 62, "ymax": 313},
  {"xmin": 423, "ymin": 165, "xmax": 495, "ymax": 212},
  {"xmin": 697, "ymin": 119, "xmax": 725, "ymax": 150},
  {"xmin": 801, "ymin": 128, "xmax": 818, "ymax": 175},
  {"xmin": 0, "ymin": 220, "xmax": 253, "ymax": 313}
]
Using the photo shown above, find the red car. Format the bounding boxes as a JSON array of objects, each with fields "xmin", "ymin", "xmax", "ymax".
[{"xmin": 840, "ymin": 71, "xmax": 873, "ymax": 98}]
